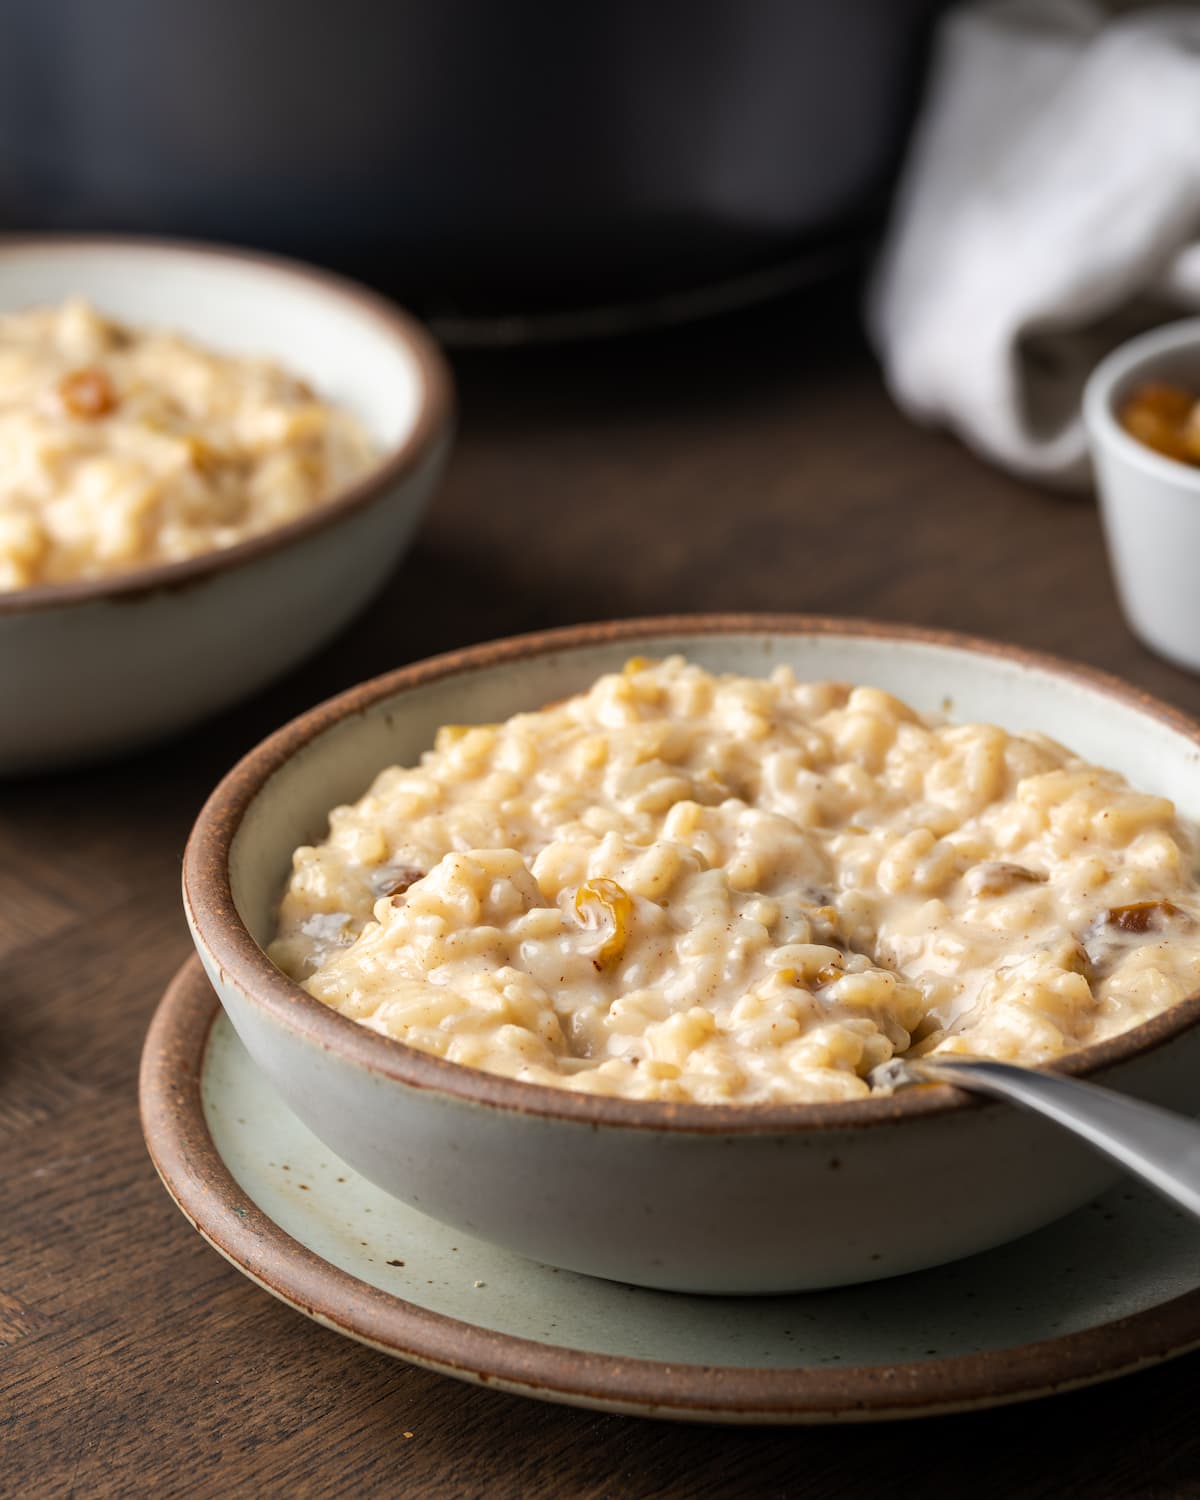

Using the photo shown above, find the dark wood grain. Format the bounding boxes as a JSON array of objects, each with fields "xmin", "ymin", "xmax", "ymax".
[{"xmin": 4, "ymin": 279, "xmax": 1200, "ymax": 1499}]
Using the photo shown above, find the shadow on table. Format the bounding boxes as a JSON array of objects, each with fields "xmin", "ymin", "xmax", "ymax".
[{"xmin": 366, "ymin": 1346, "xmax": 1200, "ymax": 1500}]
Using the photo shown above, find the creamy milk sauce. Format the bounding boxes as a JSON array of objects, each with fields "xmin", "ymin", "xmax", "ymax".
[
  {"xmin": 271, "ymin": 659, "xmax": 1200, "ymax": 1103},
  {"xmin": 0, "ymin": 298, "xmax": 376, "ymax": 589}
]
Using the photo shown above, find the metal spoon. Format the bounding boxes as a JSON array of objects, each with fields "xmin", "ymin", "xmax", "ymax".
[{"xmin": 871, "ymin": 1055, "xmax": 1200, "ymax": 1221}]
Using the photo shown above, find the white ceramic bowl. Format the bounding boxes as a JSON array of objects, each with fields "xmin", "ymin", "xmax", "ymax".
[
  {"xmin": 0, "ymin": 237, "xmax": 453, "ymax": 772},
  {"xmin": 1085, "ymin": 319, "xmax": 1200, "ymax": 673},
  {"xmin": 183, "ymin": 617, "xmax": 1200, "ymax": 1294}
]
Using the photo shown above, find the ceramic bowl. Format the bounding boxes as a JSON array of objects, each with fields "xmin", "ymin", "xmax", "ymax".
[
  {"xmin": 0, "ymin": 237, "xmax": 453, "ymax": 773},
  {"xmin": 1084, "ymin": 319, "xmax": 1200, "ymax": 673},
  {"xmin": 183, "ymin": 616, "xmax": 1200, "ymax": 1294}
]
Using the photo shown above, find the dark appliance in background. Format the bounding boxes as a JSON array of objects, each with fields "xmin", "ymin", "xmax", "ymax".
[{"xmin": 0, "ymin": 0, "xmax": 946, "ymax": 339}]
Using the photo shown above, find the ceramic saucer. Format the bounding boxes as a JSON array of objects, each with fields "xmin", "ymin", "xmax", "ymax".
[{"xmin": 140, "ymin": 958, "xmax": 1200, "ymax": 1424}]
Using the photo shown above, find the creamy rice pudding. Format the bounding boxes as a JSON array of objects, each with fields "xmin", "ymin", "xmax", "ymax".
[
  {"xmin": 0, "ymin": 298, "xmax": 377, "ymax": 589},
  {"xmin": 270, "ymin": 658, "xmax": 1200, "ymax": 1103}
]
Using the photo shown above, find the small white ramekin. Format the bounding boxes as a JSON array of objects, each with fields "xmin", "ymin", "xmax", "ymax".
[{"xmin": 1084, "ymin": 319, "xmax": 1200, "ymax": 672}]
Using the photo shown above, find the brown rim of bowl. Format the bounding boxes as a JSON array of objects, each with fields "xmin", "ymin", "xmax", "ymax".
[
  {"xmin": 0, "ymin": 233, "xmax": 455, "ymax": 615},
  {"xmin": 183, "ymin": 612, "xmax": 1200, "ymax": 1135},
  {"xmin": 140, "ymin": 956, "xmax": 1200, "ymax": 1424}
]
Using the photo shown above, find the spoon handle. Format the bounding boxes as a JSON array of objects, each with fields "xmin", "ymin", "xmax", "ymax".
[{"xmin": 904, "ymin": 1057, "xmax": 1200, "ymax": 1221}]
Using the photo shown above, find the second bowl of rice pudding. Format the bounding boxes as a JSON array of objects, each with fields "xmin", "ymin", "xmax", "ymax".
[
  {"xmin": 184, "ymin": 618, "xmax": 1200, "ymax": 1292},
  {"xmin": 0, "ymin": 238, "xmax": 453, "ymax": 771}
]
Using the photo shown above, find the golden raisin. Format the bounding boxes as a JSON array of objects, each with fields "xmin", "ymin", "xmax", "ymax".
[
  {"xmin": 1128, "ymin": 383, "xmax": 1194, "ymax": 422},
  {"xmin": 1105, "ymin": 899, "xmax": 1179, "ymax": 934},
  {"xmin": 574, "ymin": 878, "xmax": 633, "ymax": 967},
  {"xmin": 965, "ymin": 861, "xmax": 1047, "ymax": 897},
  {"xmin": 57, "ymin": 366, "xmax": 118, "ymax": 419},
  {"xmin": 1119, "ymin": 382, "xmax": 1200, "ymax": 466},
  {"xmin": 379, "ymin": 865, "xmax": 424, "ymax": 901}
]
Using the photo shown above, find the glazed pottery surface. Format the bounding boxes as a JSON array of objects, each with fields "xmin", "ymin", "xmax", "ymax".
[
  {"xmin": 184, "ymin": 619, "xmax": 1200, "ymax": 1293},
  {"xmin": 140, "ymin": 958, "xmax": 1200, "ymax": 1422},
  {"xmin": 0, "ymin": 237, "xmax": 453, "ymax": 771},
  {"xmin": 1085, "ymin": 318, "xmax": 1200, "ymax": 674}
]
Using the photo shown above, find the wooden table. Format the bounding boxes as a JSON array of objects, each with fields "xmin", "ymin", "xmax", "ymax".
[{"xmin": 6, "ymin": 281, "xmax": 1200, "ymax": 1498}]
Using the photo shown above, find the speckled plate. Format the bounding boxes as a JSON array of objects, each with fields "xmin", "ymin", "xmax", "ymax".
[{"xmin": 141, "ymin": 958, "xmax": 1200, "ymax": 1424}]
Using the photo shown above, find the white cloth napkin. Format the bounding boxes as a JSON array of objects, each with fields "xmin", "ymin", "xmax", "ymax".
[{"xmin": 868, "ymin": 0, "xmax": 1200, "ymax": 489}]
